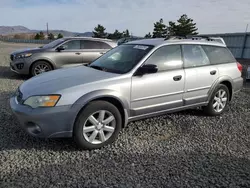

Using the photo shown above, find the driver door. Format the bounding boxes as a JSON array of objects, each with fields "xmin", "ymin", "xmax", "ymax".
[
  {"xmin": 131, "ymin": 45, "xmax": 185, "ymax": 117},
  {"xmin": 53, "ymin": 39, "xmax": 83, "ymax": 68}
]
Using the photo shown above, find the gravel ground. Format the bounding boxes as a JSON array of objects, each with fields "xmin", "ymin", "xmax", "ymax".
[{"xmin": 0, "ymin": 42, "xmax": 250, "ymax": 188}]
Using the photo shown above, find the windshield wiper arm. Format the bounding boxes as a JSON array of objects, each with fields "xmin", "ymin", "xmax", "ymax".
[{"xmin": 89, "ymin": 65, "xmax": 105, "ymax": 71}]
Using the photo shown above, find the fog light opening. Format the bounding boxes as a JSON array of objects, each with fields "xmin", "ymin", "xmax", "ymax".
[
  {"xmin": 16, "ymin": 63, "xmax": 24, "ymax": 70},
  {"xmin": 26, "ymin": 122, "xmax": 42, "ymax": 134}
]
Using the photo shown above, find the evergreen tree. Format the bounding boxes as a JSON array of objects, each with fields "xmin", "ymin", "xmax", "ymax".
[
  {"xmin": 123, "ymin": 29, "xmax": 130, "ymax": 38},
  {"xmin": 93, "ymin": 24, "xmax": 107, "ymax": 38},
  {"xmin": 39, "ymin": 31, "xmax": 45, "ymax": 40},
  {"xmin": 152, "ymin": 18, "xmax": 168, "ymax": 38},
  {"xmin": 48, "ymin": 33, "xmax": 55, "ymax": 40},
  {"xmin": 107, "ymin": 30, "xmax": 123, "ymax": 39},
  {"xmin": 168, "ymin": 14, "xmax": 198, "ymax": 36},
  {"xmin": 144, "ymin": 32, "xmax": 152, "ymax": 38},
  {"xmin": 57, "ymin": 33, "xmax": 63, "ymax": 38},
  {"xmin": 34, "ymin": 33, "xmax": 40, "ymax": 40}
]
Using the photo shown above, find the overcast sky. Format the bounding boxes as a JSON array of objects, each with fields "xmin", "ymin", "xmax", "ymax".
[{"xmin": 1, "ymin": 0, "xmax": 250, "ymax": 36}]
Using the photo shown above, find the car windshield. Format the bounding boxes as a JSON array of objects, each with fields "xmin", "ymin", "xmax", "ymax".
[
  {"xmin": 41, "ymin": 38, "xmax": 65, "ymax": 48},
  {"xmin": 89, "ymin": 44, "xmax": 153, "ymax": 74}
]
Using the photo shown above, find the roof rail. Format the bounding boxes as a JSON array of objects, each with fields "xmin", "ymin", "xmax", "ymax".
[
  {"xmin": 164, "ymin": 35, "xmax": 226, "ymax": 45},
  {"xmin": 164, "ymin": 35, "xmax": 186, "ymax": 40}
]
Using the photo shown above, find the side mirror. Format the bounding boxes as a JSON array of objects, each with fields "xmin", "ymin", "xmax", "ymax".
[
  {"xmin": 135, "ymin": 64, "xmax": 158, "ymax": 76},
  {"xmin": 56, "ymin": 45, "xmax": 66, "ymax": 51}
]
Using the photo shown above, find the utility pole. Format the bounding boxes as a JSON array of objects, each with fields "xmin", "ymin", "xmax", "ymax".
[
  {"xmin": 245, "ymin": 24, "xmax": 249, "ymax": 33},
  {"xmin": 46, "ymin": 22, "xmax": 49, "ymax": 36}
]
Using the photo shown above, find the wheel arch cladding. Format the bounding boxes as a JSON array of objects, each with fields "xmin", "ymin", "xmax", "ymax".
[
  {"xmin": 71, "ymin": 90, "xmax": 129, "ymax": 129},
  {"xmin": 30, "ymin": 59, "xmax": 54, "ymax": 74},
  {"xmin": 220, "ymin": 81, "xmax": 233, "ymax": 101}
]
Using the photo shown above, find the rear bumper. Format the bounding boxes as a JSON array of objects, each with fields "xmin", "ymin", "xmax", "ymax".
[
  {"xmin": 233, "ymin": 77, "xmax": 243, "ymax": 93},
  {"xmin": 10, "ymin": 96, "xmax": 74, "ymax": 138}
]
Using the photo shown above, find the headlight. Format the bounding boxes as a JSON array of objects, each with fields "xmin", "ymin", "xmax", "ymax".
[
  {"xmin": 15, "ymin": 53, "xmax": 32, "ymax": 59},
  {"xmin": 23, "ymin": 95, "xmax": 61, "ymax": 108}
]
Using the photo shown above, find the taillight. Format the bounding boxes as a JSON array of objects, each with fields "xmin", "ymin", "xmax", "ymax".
[{"xmin": 237, "ymin": 62, "xmax": 243, "ymax": 72}]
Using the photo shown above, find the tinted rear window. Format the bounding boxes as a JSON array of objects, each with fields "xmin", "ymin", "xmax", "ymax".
[
  {"xmin": 202, "ymin": 45, "xmax": 235, "ymax": 64},
  {"xmin": 81, "ymin": 40, "xmax": 112, "ymax": 49}
]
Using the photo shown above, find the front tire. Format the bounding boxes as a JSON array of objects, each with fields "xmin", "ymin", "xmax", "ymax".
[
  {"xmin": 73, "ymin": 101, "xmax": 122, "ymax": 150},
  {"xmin": 203, "ymin": 84, "xmax": 230, "ymax": 116},
  {"xmin": 31, "ymin": 61, "xmax": 53, "ymax": 76}
]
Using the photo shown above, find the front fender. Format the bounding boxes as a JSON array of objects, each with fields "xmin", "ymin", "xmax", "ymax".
[
  {"xmin": 31, "ymin": 56, "xmax": 56, "ymax": 69},
  {"xmin": 69, "ymin": 89, "xmax": 130, "ymax": 128}
]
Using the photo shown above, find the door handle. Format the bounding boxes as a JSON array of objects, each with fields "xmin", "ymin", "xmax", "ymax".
[
  {"xmin": 210, "ymin": 70, "xmax": 217, "ymax": 75},
  {"xmin": 100, "ymin": 52, "xmax": 105, "ymax": 55},
  {"xmin": 173, "ymin": 75, "xmax": 182, "ymax": 81},
  {"xmin": 75, "ymin": 52, "xmax": 81, "ymax": 55}
]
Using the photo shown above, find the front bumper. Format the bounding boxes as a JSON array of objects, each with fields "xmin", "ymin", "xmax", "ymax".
[
  {"xmin": 10, "ymin": 58, "xmax": 32, "ymax": 75},
  {"xmin": 9, "ymin": 96, "xmax": 74, "ymax": 138}
]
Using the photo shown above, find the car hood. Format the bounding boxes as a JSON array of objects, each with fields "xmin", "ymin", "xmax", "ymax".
[
  {"xmin": 19, "ymin": 66, "xmax": 120, "ymax": 98},
  {"xmin": 11, "ymin": 47, "xmax": 46, "ymax": 55}
]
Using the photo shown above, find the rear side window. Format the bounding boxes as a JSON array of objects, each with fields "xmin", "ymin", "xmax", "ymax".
[
  {"xmin": 182, "ymin": 45, "xmax": 210, "ymax": 68},
  {"xmin": 202, "ymin": 45, "xmax": 235, "ymax": 64},
  {"xmin": 144, "ymin": 45, "xmax": 183, "ymax": 71},
  {"xmin": 81, "ymin": 40, "xmax": 112, "ymax": 49}
]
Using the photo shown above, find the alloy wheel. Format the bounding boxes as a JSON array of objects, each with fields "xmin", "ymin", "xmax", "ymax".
[
  {"xmin": 213, "ymin": 89, "xmax": 228, "ymax": 113},
  {"xmin": 34, "ymin": 64, "xmax": 50, "ymax": 75},
  {"xmin": 83, "ymin": 110, "xmax": 116, "ymax": 144}
]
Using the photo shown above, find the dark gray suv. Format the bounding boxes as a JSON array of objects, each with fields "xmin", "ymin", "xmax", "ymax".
[{"xmin": 10, "ymin": 37, "xmax": 117, "ymax": 76}]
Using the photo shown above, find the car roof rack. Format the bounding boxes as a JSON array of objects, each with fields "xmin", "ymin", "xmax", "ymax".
[{"xmin": 164, "ymin": 35, "xmax": 226, "ymax": 45}]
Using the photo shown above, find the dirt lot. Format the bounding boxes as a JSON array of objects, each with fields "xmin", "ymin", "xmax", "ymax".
[{"xmin": 0, "ymin": 42, "xmax": 250, "ymax": 188}]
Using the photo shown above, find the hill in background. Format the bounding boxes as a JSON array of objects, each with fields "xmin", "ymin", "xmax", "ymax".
[{"xmin": 0, "ymin": 25, "xmax": 93, "ymax": 37}]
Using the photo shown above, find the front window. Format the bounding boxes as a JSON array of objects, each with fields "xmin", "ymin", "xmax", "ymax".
[
  {"xmin": 42, "ymin": 38, "xmax": 65, "ymax": 48},
  {"xmin": 62, "ymin": 40, "xmax": 80, "ymax": 49},
  {"xmin": 89, "ymin": 44, "xmax": 154, "ymax": 74}
]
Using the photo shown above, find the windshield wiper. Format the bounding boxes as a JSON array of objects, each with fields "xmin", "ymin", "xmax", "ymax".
[
  {"xmin": 89, "ymin": 65, "xmax": 105, "ymax": 71},
  {"xmin": 88, "ymin": 65, "xmax": 123, "ymax": 74}
]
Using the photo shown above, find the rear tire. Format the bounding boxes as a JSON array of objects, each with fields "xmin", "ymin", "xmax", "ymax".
[
  {"xmin": 203, "ymin": 84, "xmax": 230, "ymax": 116},
  {"xmin": 73, "ymin": 101, "xmax": 122, "ymax": 150},
  {"xmin": 31, "ymin": 61, "xmax": 53, "ymax": 76}
]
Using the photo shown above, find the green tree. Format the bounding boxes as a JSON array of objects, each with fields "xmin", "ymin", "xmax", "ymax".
[
  {"xmin": 123, "ymin": 29, "xmax": 130, "ymax": 38},
  {"xmin": 39, "ymin": 31, "xmax": 45, "ymax": 40},
  {"xmin": 152, "ymin": 18, "xmax": 168, "ymax": 38},
  {"xmin": 48, "ymin": 33, "xmax": 54, "ymax": 40},
  {"xmin": 57, "ymin": 33, "xmax": 63, "ymax": 39},
  {"xmin": 107, "ymin": 30, "xmax": 124, "ymax": 40},
  {"xmin": 93, "ymin": 24, "xmax": 107, "ymax": 38},
  {"xmin": 34, "ymin": 33, "xmax": 40, "ymax": 40},
  {"xmin": 168, "ymin": 14, "xmax": 198, "ymax": 36},
  {"xmin": 144, "ymin": 32, "xmax": 152, "ymax": 38}
]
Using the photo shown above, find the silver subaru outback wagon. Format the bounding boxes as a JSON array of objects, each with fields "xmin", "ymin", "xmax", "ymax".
[{"xmin": 10, "ymin": 37, "xmax": 243, "ymax": 150}]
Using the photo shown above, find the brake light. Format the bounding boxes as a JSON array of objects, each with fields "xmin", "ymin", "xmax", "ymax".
[{"xmin": 237, "ymin": 62, "xmax": 243, "ymax": 72}]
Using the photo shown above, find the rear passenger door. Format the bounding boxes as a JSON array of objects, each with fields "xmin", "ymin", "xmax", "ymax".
[
  {"xmin": 81, "ymin": 40, "xmax": 112, "ymax": 65},
  {"xmin": 182, "ymin": 44, "xmax": 219, "ymax": 105}
]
